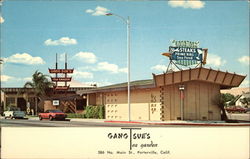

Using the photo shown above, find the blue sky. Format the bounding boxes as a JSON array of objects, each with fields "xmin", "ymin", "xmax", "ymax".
[{"xmin": 0, "ymin": 0, "xmax": 249, "ymax": 88}]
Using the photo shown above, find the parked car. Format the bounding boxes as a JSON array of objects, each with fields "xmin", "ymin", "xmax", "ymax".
[
  {"xmin": 3, "ymin": 107, "xmax": 26, "ymax": 119},
  {"xmin": 38, "ymin": 110, "xmax": 67, "ymax": 121}
]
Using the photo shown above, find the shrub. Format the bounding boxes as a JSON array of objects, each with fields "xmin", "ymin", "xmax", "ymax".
[
  {"xmin": 98, "ymin": 105, "xmax": 105, "ymax": 119},
  {"xmin": 85, "ymin": 105, "xmax": 105, "ymax": 119}
]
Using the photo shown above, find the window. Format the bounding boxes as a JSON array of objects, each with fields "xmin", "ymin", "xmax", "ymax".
[{"xmin": 6, "ymin": 97, "xmax": 15, "ymax": 107}]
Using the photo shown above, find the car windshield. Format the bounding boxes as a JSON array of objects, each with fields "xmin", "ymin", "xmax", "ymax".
[{"xmin": 49, "ymin": 110, "xmax": 63, "ymax": 113}]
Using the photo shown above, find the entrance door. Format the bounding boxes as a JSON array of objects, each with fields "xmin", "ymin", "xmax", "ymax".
[{"xmin": 17, "ymin": 98, "xmax": 26, "ymax": 111}]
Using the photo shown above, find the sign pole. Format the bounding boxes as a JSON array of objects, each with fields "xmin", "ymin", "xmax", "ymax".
[{"xmin": 179, "ymin": 85, "xmax": 185, "ymax": 120}]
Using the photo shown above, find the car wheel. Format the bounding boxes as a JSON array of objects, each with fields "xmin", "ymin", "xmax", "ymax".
[
  {"xmin": 39, "ymin": 116, "xmax": 43, "ymax": 121},
  {"xmin": 49, "ymin": 116, "xmax": 53, "ymax": 121}
]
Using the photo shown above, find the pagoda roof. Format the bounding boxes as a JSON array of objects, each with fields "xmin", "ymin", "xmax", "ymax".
[{"xmin": 153, "ymin": 67, "xmax": 246, "ymax": 89}]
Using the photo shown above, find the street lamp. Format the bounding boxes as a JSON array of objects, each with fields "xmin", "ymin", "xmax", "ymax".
[
  {"xmin": 0, "ymin": 59, "xmax": 3, "ymax": 114},
  {"xmin": 106, "ymin": 13, "xmax": 131, "ymax": 121}
]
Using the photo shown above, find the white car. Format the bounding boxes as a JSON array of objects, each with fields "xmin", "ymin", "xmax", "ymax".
[{"xmin": 3, "ymin": 107, "xmax": 26, "ymax": 119}]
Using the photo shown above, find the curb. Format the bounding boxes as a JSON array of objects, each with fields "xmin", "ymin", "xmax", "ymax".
[
  {"xmin": 69, "ymin": 119, "xmax": 106, "ymax": 122},
  {"xmin": 104, "ymin": 120, "xmax": 250, "ymax": 126},
  {"xmin": 27, "ymin": 117, "xmax": 106, "ymax": 122}
]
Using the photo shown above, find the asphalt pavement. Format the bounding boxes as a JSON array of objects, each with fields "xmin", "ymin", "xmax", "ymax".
[
  {"xmin": 0, "ymin": 118, "xmax": 187, "ymax": 127},
  {"xmin": 0, "ymin": 113, "xmax": 249, "ymax": 127}
]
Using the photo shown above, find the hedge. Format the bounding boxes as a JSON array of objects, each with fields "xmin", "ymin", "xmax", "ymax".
[
  {"xmin": 67, "ymin": 105, "xmax": 105, "ymax": 119},
  {"xmin": 85, "ymin": 105, "xmax": 105, "ymax": 119}
]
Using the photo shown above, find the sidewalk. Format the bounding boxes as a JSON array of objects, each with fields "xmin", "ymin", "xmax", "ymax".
[
  {"xmin": 1, "ymin": 116, "xmax": 249, "ymax": 126},
  {"xmin": 104, "ymin": 120, "xmax": 250, "ymax": 126}
]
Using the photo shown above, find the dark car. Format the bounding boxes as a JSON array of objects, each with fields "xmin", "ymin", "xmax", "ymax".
[{"xmin": 38, "ymin": 110, "xmax": 67, "ymax": 121}]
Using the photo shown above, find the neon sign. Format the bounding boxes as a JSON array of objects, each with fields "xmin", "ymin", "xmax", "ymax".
[{"xmin": 169, "ymin": 40, "xmax": 203, "ymax": 66}]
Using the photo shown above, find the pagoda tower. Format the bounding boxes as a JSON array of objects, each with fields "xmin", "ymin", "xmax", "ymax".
[{"xmin": 49, "ymin": 53, "xmax": 74, "ymax": 92}]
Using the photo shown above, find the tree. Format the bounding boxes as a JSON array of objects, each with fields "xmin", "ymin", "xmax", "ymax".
[
  {"xmin": 214, "ymin": 93, "xmax": 234, "ymax": 121},
  {"xmin": 216, "ymin": 93, "xmax": 236, "ymax": 120},
  {"xmin": 24, "ymin": 71, "xmax": 54, "ymax": 115},
  {"xmin": 221, "ymin": 93, "xmax": 235, "ymax": 105},
  {"xmin": 240, "ymin": 97, "xmax": 250, "ymax": 107}
]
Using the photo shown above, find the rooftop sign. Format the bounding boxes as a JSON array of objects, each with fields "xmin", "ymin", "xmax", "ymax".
[
  {"xmin": 170, "ymin": 40, "xmax": 203, "ymax": 66},
  {"xmin": 171, "ymin": 40, "xmax": 199, "ymax": 48},
  {"xmin": 162, "ymin": 40, "xmax": 206, "ymax": 67},
  {"xmin": 49, "ymin": 69, "xmax": 74, "ymax": 74},
  {"xmin": 49, "ymin": 54, "xmax": 73, "ymax": 91},
  {"xmin": 169, "ymin": 46, "xmax": 203, "ymax": 66}
]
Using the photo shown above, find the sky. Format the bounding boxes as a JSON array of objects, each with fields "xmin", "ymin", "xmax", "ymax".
[{"xmin": 0, "ymin": 0, "xmax": 249, "ymax": 88}]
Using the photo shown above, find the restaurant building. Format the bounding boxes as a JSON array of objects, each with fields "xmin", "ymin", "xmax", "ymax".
[
  {"xmin": 77, "ymin": 67, "xmax": 246, "ymax": 121},
  {"xmin": 1, "ymin": 87, "xmax": 94, "ymax": 114},
  {"xmin": 1, "ymin": 67, "xmax": 246, "ymax": 120}
]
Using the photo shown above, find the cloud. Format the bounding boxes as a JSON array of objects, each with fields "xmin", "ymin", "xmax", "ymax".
[
  {"xmin": 78, "ymin": 61, "xmax": 127, "ymax": 74},
  {"xmin": 240, "ymin": 79, "xmax": 249, "ymax": 88},
  {"xmin": 73, "ymin": 52, "xmax": 97, "ymax": 64},
  {"xmin": 206, "ymin": 54, "xmax": 226, "ymax": 67},
  {"xmin": 44, "ymin": 37, "xmax": 77, "ymax": 46},
  {"xmin": 85, "ymin": 6, "xmax": 110, "ymax": 16},
  {"xmin": 4, "ymin": 53, "xmax": 45, "ymax": 65},
  {"xmin": 23, "ymin": 77, "xmax": 32, "ymax": 81},
  {"xmin": 1, "ymin": 75, "xmax": 40, "ymax": 83},
  {"xmin": 0, "ymin": 16, "xmax": 4, "ymax": 24},
  {"xmin": 58, "ymin": 53, "xmax": 69, "ymax": 62},
  {"xmin": 168, "ymin": 0, "xmax": 205, "ymax": 9},
  {"xmin": 118, "ymin": 68, "xmax": 128, "ymax": 73},
  {"xmin": 73, "ymin": 70, "xmax": 93, "ymax": 79},
  {"xmin": 151, "ymin": 65, "xmax": 168, "ymax": 72},
  {"xmin": 1, "ymin": 75, "xmax": 14, "ymax": 82},
  {"xmin": 95, "ymin": 81, "xmax": 113, "ymax": 87},
  {"xmin": 238, "ymin": 56, "xmax": 249, "ymax": 65},
  {"xmin": 85, "ymin": 9, "xmax": 94, "ymax": 13},
  {"xmin": 96, "ymin": 62, "xmax": 127, "ymax": 73},
  {"xmin": 67, "ymin": 80, "xmax": 97, "ymax": 87}
]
